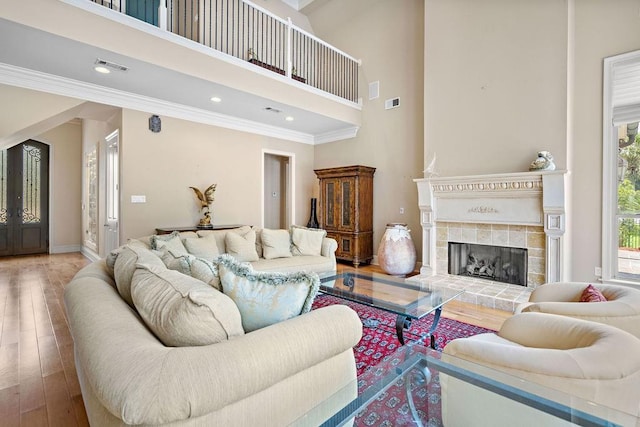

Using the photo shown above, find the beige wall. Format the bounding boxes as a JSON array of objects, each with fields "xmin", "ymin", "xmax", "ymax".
[
  {"xmin": 571, "ymin": 0, "xmax": 640, "ymax": 281},
  {"xmin": 424, "ymin": 0, "xmax": 640, "ymax": 282},
  {"xmin": 0, "ymin": 84, "xmax": 84, "ymax": 148},
  {"xmin": 424, "ymin": 0, "xmax": 569, "ymax": 176},
  {"xmin": 35, "ymin": 122, "xmax": 83, "ymax": 252},
  {"xmin": 307, "ymin": 0, "xmax": 425, "ymax": 261},
  {"xmin": 118, "ymin": 109, "xmax": 316, "ymax": 241}
]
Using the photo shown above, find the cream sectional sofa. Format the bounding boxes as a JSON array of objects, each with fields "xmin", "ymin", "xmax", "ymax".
[
  {"xmin": 64, "ymin": 228, "xmax": 361, "ymax": 426},
  {"xmin": 146, "ymin": 225, "xmax": 338, "ymax": 273}
]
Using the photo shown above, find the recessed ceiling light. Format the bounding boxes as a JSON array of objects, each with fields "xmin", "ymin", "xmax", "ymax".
[
  {"xmin": 210, "ymin": 96, "xmax": 222, "ymax": 103},
  {"xmin": 285, "ymin": 116, "xmax": 294, "ymax": 121},
  {"xmin": 94, "ymin": 58, "xmax": 128, "ymax": 73}
]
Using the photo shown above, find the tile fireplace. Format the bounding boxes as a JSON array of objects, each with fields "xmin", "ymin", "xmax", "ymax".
[
  {"xmin": 414, "ymin": 171, "xmax": 568, "ymax": 287},
  {"xmin": 408, "ymin": 171, "xmax": 568, "ymax": 311}
]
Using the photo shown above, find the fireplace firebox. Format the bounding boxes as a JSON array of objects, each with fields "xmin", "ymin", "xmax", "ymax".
[{"xmin": 448, "ymin": 242, "xmax": 528, "ymax": 286}]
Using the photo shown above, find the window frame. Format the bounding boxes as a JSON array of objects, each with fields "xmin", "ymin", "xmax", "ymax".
[{"xmin": 602, "ymin": 49, "xmax": 640, "ymax": 284}]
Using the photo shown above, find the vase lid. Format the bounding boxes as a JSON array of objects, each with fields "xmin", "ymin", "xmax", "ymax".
[{"xmin": 386, "ymin": 223, "xmax": 407, "ymax": 227}]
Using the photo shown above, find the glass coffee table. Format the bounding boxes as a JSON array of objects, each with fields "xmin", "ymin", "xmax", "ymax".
[
  {"xmin": 318, "ymin": 268, "xmax": 464, "ymax": 348},
  {"xmin": 293, "ymin": 343, "xmax": 637, "ymax": 427}
]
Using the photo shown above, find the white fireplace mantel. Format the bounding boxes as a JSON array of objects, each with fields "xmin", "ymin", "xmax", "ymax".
[{"xmin": 414, "ymin": 171, "xmax": 568, "ymax": 284}]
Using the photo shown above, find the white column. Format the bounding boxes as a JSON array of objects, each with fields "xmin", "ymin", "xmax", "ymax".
[
  {"xmin": 415, "ymin": 179, "xmax": 437, "ymax": 275},
  {"xmin": 542, "ymin": 172, "xmax": 568, "ymax": 283}
]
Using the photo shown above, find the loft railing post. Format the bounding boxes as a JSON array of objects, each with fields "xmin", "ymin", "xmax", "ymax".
[
  {"xmin": 159, "ymin": 0, "xmax": 168, "ymax": 30},
  {"xmin": 286, "ymin": 17, "xmax": 292, "ymax": 78}
]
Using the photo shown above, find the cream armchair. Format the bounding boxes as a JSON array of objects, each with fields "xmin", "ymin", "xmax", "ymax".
[
  {"xmin": 442, "ymin": 312, "xmax": 640, "ymax": 421},
  {"xmin": 517, "ymin": 282, "xmax": 640, "ymax": 338}
]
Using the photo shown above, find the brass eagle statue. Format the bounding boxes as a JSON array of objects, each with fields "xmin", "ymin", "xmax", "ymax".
[{"xmin": 189, "ymin": 184, "xmax": 217, "ymax": 227}]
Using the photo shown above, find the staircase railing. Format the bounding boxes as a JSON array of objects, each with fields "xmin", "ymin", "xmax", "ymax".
[{"xmin": 89, "ymin": 0, "xmax": 360, "ymax": 103}]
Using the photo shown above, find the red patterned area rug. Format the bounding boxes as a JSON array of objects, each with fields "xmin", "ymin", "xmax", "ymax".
[{"xmin": 311, "ymin": 294, "xmax": 497, "ymax": 427}]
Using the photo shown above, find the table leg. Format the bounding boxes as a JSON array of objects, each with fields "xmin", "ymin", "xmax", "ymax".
[
  {"xmin": 428, "ymin": 307, "xmax": 443, "ymax": 350},
  {"xmin": 405, "ymin": 361, "xmax": 431, "ymax": 427},
  {"xmin": 395, "ymin": 315, "xmax": 411, "ymax": 345},
  {"xmin": 396, "ymin": 307, "xmax": 443, "ymax": 349}
]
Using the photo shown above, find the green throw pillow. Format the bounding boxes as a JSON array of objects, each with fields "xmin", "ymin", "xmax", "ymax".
[
  {"xmin": 216, "ymin": 254, "xmax": 319, "ymax": 332},
  {"xmin": 151, "ymin": 231, "xmax": 189, "ymax": 256}
]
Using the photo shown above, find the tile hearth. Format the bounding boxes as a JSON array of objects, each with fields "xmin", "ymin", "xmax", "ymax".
[{"xmin": 407, "ymin": 273, "xmax": 532, "ymax": 313}]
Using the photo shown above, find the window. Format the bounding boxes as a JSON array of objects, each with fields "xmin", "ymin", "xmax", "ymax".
[{"xmin": 603, "ymin": 50, "xmax": 640, "ymax": 283}]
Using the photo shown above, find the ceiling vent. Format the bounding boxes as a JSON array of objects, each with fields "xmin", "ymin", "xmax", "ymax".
[{"xmin": 95, "ymin": 58, "xmax": 128, "ymax": 72}]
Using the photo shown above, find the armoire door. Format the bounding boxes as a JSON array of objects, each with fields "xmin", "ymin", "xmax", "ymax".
[{"xmin": 0, "ymin": 141, "xmax": 49, "ymax": 256}]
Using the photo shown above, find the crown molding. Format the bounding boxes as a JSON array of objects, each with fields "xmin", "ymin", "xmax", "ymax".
[
  {"xmin": 0, "ymin": 62, "xmax": 321, "ymax": 144},
  {"xmin": 313, "ymin": 126, "xmax": 359, "ymax": 144}
]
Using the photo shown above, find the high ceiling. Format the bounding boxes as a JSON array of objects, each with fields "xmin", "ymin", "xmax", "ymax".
[{"xmin": 0, "ymin": 4, "xmax": 359, "ymax": 144}]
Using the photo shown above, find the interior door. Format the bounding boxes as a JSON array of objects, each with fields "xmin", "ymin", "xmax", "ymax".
[
  {"xmin": 104, "ymin": 132, "xmax": 120, "ymax": 255},
  {"xmin": 263, "ymin": 153, "xmax": 290, "ymax": 229},
  {"xmin": 0, "ymin": 141, "xmax": 49, "ymax": 256}
]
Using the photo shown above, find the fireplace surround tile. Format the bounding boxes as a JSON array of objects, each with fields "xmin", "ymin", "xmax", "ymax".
[{"xmin": 408, "ymin": 273, "xmax": 533, "ymax": 313}]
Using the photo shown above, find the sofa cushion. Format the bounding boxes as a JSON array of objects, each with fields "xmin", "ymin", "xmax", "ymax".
[
  {"xmin": 291, "ymin": 225, "xmax": 326, "ymax": 256},
  {"xmin": 151, "ymin": 231, "xmax": 188, "ymax": 256},
  {"xmin": 260, "ymin": 229, "xmax": 293, "ymax": 260},
  {"xmin": 131, "ymin": 263, "xmax": 244, "ymax": 346},
  {"xmin": 113, "ymin": 243, "xmax": 166, "ymax": 307},
  {"xmin": 184, "ymin": 236, "xmax": 220, "ymax": 260},
  {"xmin": 189, "ymin": 257, "xmax": 222, "ymax": 291},
  {"xmin": 225, "ymin": 229, "xmax": 260, "ymax": 262},
  {"xmin": 217, "ymin": 254, "xmax": 319, "ymax": 332}
]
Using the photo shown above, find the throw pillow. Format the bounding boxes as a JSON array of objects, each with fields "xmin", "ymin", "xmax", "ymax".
[
  {"xmin": 157, "ymin": 248, "xmax": 194, "ymax": 275},
  {"xmin": 290, "ymin": 225, "xmax": 326, "ymax": 256},
  {"xmin": 189, "ymin": 257, "xmax": 222, "ymax": 291},
  {"xmin": 225, "ymin": 229, "xmax": 260, "ymax": 262},
  {"xmin": 197, "ymin": 226, "xmax": 252, "ymax": 254},
  {"xmin": 216, "ymin": 254, "xmax": 320, "ymax": 332},
  {"xmin": 151, "ymin": 231, "xmax": 188, "ymax": 256},
  {"xmin": 260, "ymin": 228, "xmax": 293, "ymax": 259},
  {"xmin": 113, "ymin": 243, "xmax": 166, "ymax": 307},
  {"xmin": 131, "ymin": 263, "xmax": 244, "ymax": 346},
  {"xmin": 579, "ymin": 284, "xmax": 607, "ymax": 302},
  {"xmin": 184, "ymin": 236, "xmax": 220, "ymax": 260}
]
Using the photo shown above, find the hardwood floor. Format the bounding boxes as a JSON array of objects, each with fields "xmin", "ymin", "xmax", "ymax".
[
  {"xmin": 0, "ymin": 254, "xmax": 511, "ymax": 426},
  {"xmin": 0, "ymin": 253, "xmax": 90, "ymax": 427},
  {"xmin": 336, "ymin": 262, "xmax": 511, "ymax": 331}
]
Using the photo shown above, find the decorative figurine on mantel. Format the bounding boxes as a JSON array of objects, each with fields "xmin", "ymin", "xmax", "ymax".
[
  {"xmin": 189, "ymin": 183, "xmax": 217, "ymax": 229},
  {"xmin": 529, "ymin": 151, "xmax": 556, "ymax": 171}
]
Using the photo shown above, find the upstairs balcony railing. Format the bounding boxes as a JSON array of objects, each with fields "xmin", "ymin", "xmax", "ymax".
[{"xmin": 90, "ymin": 0, "xmax": 360, "ymax": 103}]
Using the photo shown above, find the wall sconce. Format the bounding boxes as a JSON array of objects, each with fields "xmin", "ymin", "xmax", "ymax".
[{"xmin": 149, "ymin": 115, "xmax": 161, "ymax": 133}]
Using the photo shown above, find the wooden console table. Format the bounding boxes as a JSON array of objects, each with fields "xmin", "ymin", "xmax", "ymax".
[{"xmin": 155, "ymin": 224, "xmax": 245, "ymax": 235}]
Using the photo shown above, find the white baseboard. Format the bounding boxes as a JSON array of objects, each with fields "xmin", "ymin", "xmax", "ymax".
[
  {"xmin": 50, "ymin": 245, "xmax": 82, "ymax": 254},
  {"xmin": 81, "ymin": 247, "xmax": 101, "ymax": 262}
]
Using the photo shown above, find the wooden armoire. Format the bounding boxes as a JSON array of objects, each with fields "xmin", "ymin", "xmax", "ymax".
[{"xmin": 314, "ymin": 165, "xmax": 375, "ymax": 266}]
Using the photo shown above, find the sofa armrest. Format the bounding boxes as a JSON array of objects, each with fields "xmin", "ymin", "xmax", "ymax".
[
  {"xmin": 321, "ymin": 237, "xmax": 338, "ymax": 257},
  {"xmin": 65, "ymin": 275, "xmax": 362, "ymax": 425}
]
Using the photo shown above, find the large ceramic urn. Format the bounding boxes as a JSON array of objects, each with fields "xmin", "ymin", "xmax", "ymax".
[{"xmin": 377, "ymin": 223, "xmax": 417, "ymax": 276}]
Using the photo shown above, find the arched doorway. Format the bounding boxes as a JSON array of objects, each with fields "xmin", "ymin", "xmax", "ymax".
[{"xmin": 0, "ymin": 140, "xmax": 50, "ymax": 256}]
